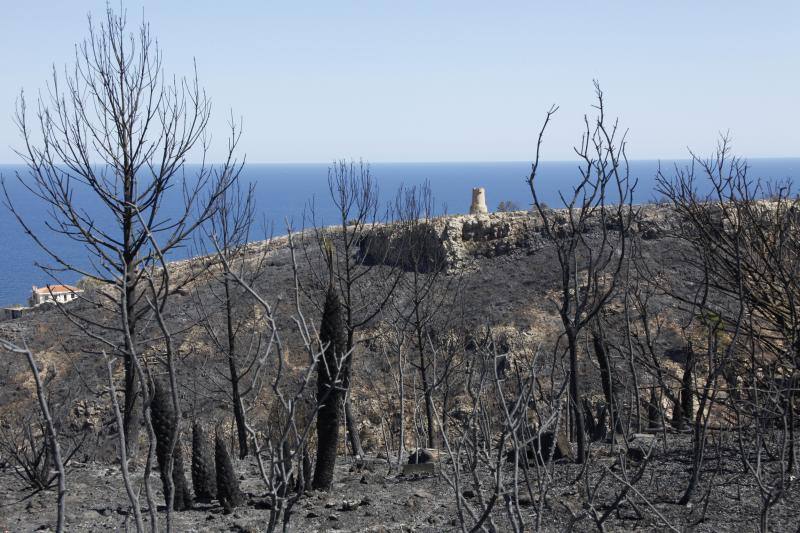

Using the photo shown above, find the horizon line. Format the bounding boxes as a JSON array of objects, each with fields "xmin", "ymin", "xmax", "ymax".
[{"xmin": 0, "ymin": 155, "xmax": 799, "ymax": 167}]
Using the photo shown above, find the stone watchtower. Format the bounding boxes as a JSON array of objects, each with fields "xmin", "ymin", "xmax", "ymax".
[{"xmin": 470, "ymin": 187, "xmax": 488, "ymax": 214}]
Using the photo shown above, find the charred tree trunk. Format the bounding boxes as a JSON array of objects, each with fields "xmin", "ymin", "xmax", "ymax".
[
  {"xmin": 122, "ymin": 345, "xmax": 140, "ymax": 459},
  {"xmin": 582, "ymin": 398, "xmax": 597, "ymax": 438},
  {"xmin": 344, "ymin": 398, "xmax": 363, "ymax": 458},
  {"xmin": 788, "ymin": 374, "xmax": 797, "ymax": 473},
  {"xmin": 313, "ymin": 285, "xmax": 349, "ymax": 491},
  {"xmin": 418, "ymin": 344, "xmax": 436, "ymax": 450},
  {"xmin": 593, "ymin": 333, "xmax": 621, "ymax": 435},
  {"xmin": 671, "ymin": 397, "xmax": 685, "ymax": 430},
  {"xmin": 648, "ymin": 387, "xmax": 663, "ymax": 430},
  {"xmin": 297, "ymin": 444, "xmax": 312, "ymax": 495},
  {"xmin": 122, "ymin": 253, "xmax": 140, "ymax": 459},
  {"xmin": 680, "ymin": 348, "xmax": 695, "ymax": 426},
  {"xmin": 224, "ymin": 277, "xmax": 249, "ymax": 459},
  {"xmin": 413, "ymin": 293, "xmax": 436, "ymax": 450},
  {"xmin": 343, "ymin": 321, "xmax": 364, "ymax": 459},
  {"xmin": 567, "ymin": 329, "xmax": 587, "ymax": 463}
]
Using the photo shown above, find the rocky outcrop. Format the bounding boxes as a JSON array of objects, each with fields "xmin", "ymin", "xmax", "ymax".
[
  {"xmin": 357, "ymin": 211, "xmax": 543, "ymax": 273},
  {"xmin": 359, "ymin": 206, "xmax": 671, "ymax": 273},
  {"xmin": 438, "ymin": 211, "xmax": 545, "ymax": 271}
]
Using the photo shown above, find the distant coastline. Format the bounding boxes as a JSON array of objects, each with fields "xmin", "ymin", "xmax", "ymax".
[{"xmin": 1, "ymin": 158, "xmax": 798, "ymax": 307}]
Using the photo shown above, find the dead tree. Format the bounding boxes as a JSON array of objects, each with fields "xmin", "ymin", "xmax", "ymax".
[
  {"xmin": 436, "ymin": 336, "xmax": 571, "ymax": 532},
  {"xmin": 191, "ymin": 160, "xmax": 265, "ymax": 459},
  {"xmin": 657, "ymin": 137, "xmax": 799, "ymax": 506},
  {"xmin": 390, "ymin": 182, "xmax": 457, "ymax": 449},
  {"xmin": 304, "ymin": 160, "xmax": 402, "ymax": 458},
  {"xmin": 625, "ymin": 246, "xmax": 688, "ymax": 435},
  {"xmin": 733, "ymin": 350, "xmax": 794, "ymax": 532},
  {"xmin": 527, "ymin": 82, "xmax": 636, "ymax": 462},
  {"xmin": 1, "ymin": 7, "xmax": 238, "ymax": 460},
  {"xmin": 216, "ymin": 230, "xmax": 331, "ymax": 530},
  {"xmin": 0, "ymin": 340, "xmax": 67, "ymax": 532}
]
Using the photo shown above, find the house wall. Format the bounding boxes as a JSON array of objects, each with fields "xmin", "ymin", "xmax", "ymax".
[{"xmin": 29, "ymin": 290, "xmax": 80, "ymax": 306}]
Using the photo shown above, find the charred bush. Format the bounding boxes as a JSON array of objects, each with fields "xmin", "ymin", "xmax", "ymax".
[
  {"xmin": 151, "ymin": 380, "xmax": 191, "ymax": 511},
  {"xmin": 191, "ymin": 422, "xmax": 217, "ymax": 502},
  {"xmin": 312, "ymin": 285, "xmax": 349, "ymax": 491},
  {"xmin": 215, "ymin": 430, "xmax": 243, "ymax": 513}
]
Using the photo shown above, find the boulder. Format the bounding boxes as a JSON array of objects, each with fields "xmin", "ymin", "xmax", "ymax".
[
  {"xmin": 408, "ymin": 448, "xmax": 434, "ymax": 464},
  {"xmin": 508, "ymin": 431, "xmax": 573, "ymax": 466}
]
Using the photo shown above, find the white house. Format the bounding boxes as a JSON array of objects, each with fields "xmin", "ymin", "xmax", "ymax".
[
  {"xmin": 29, "ymin": 284, "xmax": 83, "ymax": 306},
  {"xmin": 2, "ymin": 305, "xmax": 28, "ymax": 320}
]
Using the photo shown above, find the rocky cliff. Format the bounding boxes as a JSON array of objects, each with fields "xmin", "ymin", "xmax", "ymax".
[{"xmin": 360, "ymin": 205, "xmax": 671, "ymax": 272}]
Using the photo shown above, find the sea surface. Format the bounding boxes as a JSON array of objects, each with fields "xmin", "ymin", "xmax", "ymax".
[{"xmin": 1, "ymin": 159, "xmax": 798, "ymax": 307}]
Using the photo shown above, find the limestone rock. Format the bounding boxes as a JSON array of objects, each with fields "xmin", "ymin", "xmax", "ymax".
[{"xmin": 358, "ymin": 206, "xmax": 671, "ymax": 274}]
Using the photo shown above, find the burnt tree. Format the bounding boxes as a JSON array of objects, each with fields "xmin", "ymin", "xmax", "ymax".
[
  {"xmin": 312, "ymin": 279, "xmax": 350, "ymax": 491},
  {"xmin": 2, "ymin": 8, "xmax": 238, "ymax": 460},
  {"xmin": 192, "ymin": 164, "xmax": 265, "ymax": 459},
  {"xmin": 527, "ymin": 82, "xmax": 636, "ymax": 462},
  {"xmin": 304, "ymin": 161, "xmax": 402, "ymax": 458}
]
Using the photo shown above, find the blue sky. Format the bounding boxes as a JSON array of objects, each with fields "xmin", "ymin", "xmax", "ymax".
[{"xmin": 0, "ymin": 1, "xmax": 797, "ymax": 162}]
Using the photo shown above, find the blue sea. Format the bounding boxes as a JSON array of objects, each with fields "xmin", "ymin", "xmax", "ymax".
[{"xmin": 1, "ymin": 159, "xmax": 799, "ymax": 307}]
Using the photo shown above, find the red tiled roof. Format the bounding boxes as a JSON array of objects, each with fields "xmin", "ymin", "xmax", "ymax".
[{"xmin": 32, "ymin": 284, "xmax": 82, "ymax": 295}]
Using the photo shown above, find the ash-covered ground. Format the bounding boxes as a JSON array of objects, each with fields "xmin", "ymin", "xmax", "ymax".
[{"xmin": 3, "ymin": 432, "xmax": 798, "ymax": 532}]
